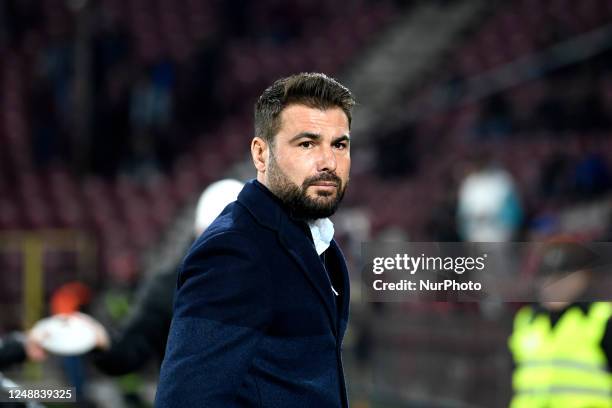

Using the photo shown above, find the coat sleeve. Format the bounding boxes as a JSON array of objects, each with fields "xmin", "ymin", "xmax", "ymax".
[
  {"xmin": 154, "ymin": 231, "xmax": 271, "ymax": 407},
  {"xmin": 0, "ymin": 333, "xmax": 27, "ymax": 370}
]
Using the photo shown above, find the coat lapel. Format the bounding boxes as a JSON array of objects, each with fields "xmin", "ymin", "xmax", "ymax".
[
  {"xmin": 327, "ymin": 240, "xmax": 350, "ymax": 342},
  {"xmin": 278, "ymin": 218, "xmax": 338, "ymax": 336},
  {"xmin": 237, "ymin": 180, "xmax": 338, "ymax": 336}
]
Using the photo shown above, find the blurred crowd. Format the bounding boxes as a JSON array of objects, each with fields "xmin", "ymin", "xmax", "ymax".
[{"xmin": 0, "ymin": 0, "xmax": 399, "ymax": 180}]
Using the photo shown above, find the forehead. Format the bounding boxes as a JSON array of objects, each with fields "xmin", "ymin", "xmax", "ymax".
[{"xmin": 277, "ymin": 104, "xmax": 349, "ymax": 138}]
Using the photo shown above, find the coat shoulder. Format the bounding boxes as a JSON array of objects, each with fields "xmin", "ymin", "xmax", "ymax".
[{"xmin": 196, "ymin": 201, "xmax": 262, "ymax": 244}]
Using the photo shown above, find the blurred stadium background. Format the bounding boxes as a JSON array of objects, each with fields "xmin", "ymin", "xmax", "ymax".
[{"xmin": 1, "ymin": 0, "xmax": 612, "ymax": 406}]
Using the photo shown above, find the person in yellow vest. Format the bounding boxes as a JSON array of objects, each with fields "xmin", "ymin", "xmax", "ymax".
[{"xmin": 509, "ymin": 240, "xmax": 612, "ymax": 408}]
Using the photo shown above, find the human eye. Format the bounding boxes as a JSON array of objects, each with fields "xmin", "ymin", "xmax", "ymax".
[
  {"xmin": 333, "ymin": 141, "xmax": 348, "ymax": 150},
  {"xmin": 299, "ymin": 140, "xmax": 315, "ymax": 149}
]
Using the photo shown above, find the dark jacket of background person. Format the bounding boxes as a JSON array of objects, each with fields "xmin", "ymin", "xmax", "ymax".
[
  {"xmin": 155, "ymin": 180, "xmax": 351, "ymax": 408},
  {"xmin": 0, "ymin": 334, "xmax": 26, "ymax": 370},
  {"xmin": 90, "ymin": 267, "xmax": 176, "ymax": 375}
]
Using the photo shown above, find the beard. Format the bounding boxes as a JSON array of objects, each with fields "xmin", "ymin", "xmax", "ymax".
[{"xmin": 267, "ymin": 154, "xmax": 347, "ymax": 221}]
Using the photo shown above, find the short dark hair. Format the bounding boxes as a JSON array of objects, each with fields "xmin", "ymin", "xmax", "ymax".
[{"xmin": 254, "ymin": 73, "xmax": 355, "ymax": 145}]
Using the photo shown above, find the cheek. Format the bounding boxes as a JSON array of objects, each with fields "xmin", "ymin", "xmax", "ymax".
[
  {"xmin": 338, "ymin": 155, "xmax": 351, "ymax": 177},
  {"xmin": 277, "ymin": 154, "xmax": 314, "ymax": 181}
]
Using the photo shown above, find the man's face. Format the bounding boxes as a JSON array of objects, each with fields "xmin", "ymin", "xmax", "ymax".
[{"xmin": 264, "ymin": 104, "xmax": 351, "ymax": 221}]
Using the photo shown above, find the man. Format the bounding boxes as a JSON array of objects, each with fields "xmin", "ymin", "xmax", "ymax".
[
  {"xmin": 509, "ymin": 240, "xmax": 612, "ymax": 408},
  {"xmin": 155, "ymin": 72, "xmax": 355, "ymax": 407}
]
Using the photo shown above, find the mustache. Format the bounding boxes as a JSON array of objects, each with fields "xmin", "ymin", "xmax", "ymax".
[{"xmin": 303, "ymin": 173, "xmax": 342, "ymax": 187}]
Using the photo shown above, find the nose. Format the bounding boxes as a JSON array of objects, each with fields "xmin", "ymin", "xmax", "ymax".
[{"xmin": 316, "ymin": 145, "xmax": 337, "ymax": 173}]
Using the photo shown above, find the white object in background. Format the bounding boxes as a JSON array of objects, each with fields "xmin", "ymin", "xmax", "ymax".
[
  {"xmin": 30, "ymin": 312, "xmax": 97, "ymax": 356},
  {"xmin": 458, "ymin": 168, "xmax": 521, "ymax": 242},
  {"xmin": 194, "ymin": 179, "xmax": 245, "ymax": 236}
]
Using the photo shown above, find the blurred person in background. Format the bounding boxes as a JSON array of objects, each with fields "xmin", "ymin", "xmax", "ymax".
[
  {"xmin": 457, "ymin": 154, "xmax": 523, "ymax": 243},
  {"xmin": 508, "ymin": 239, "xmax": 612, "ymax": 408},
  {"xmin": 22, "ymin": 180, "xmax": 242, "ymax": 406},
  {"xmin": 457, "ymin": 154, "xmax": 523, "ymax": 317},
  {"xmin": 155, "ymin": 73, "xmax": 354, "ymax": 407},
  {"xmin": 49, "ymin": 282, "xmax": 94, "ymax": 402},
  {"xmin": 83, "ymin": 179, "xmax": 244, "ymax": 377}
]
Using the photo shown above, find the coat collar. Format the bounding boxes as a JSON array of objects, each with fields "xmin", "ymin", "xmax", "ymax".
[
  {"xmin": 236, "ymin": 179, "xmax": 287, "ymax": 232},
  {"xmin": 237, "ymin": 179, "xmax": 341, "ymax": 335}
]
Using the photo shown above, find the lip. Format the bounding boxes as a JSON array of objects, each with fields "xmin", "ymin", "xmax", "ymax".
[{"xmin": 310, "ymin": 182, "xmax": 337, "ymax": 187}]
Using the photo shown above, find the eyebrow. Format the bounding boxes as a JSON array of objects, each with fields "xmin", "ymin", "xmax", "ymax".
[
  {"xmin": 333, "ymin": 135, "xmax": 350, "ymax": 144},
  {"xmin": 289, "ymin": 132, "xmax": 351, "ymax": 144}
]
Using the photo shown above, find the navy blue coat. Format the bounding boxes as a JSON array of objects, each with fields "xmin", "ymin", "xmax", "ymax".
[{"xmin": 155, "ymin": 180, "xmax": 350, "ymax": 407}]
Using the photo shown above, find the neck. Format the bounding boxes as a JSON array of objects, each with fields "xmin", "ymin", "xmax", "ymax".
[{"xmin": 256, "ymin": 172, "xmax": 267, "ymax": 187}]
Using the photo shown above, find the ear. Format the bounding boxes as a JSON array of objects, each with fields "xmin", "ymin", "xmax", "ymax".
[{"xmin": 251, "ymin": 137, "xmax": 268, "ymax": 173}]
